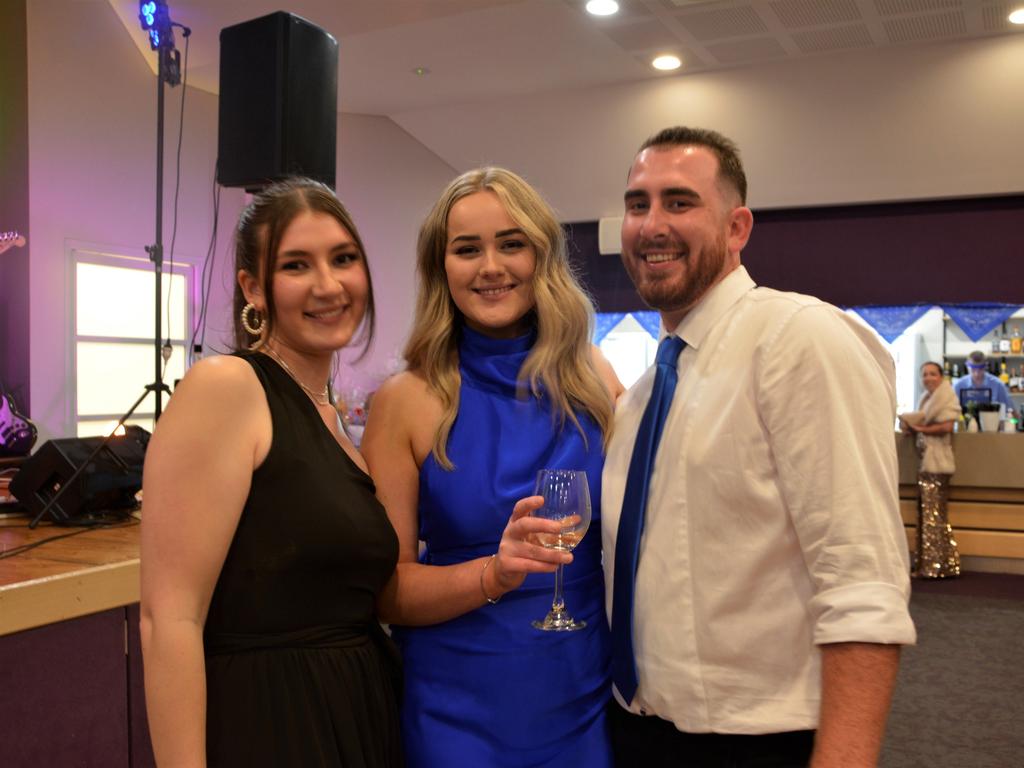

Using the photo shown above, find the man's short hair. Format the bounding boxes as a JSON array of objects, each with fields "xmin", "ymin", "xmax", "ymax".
[
  {"xmin": 638, "ymin": 126, "xmax": 748, "ymax": 205},
  {"xmin": 967, "ymin": 350, "xmax": 987, "ymax": 365}
]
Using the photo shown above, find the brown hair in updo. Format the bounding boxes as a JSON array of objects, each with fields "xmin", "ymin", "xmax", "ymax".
[{"xmin": 231, "ymin": 177, "xmax": 375, "ymax": 355}]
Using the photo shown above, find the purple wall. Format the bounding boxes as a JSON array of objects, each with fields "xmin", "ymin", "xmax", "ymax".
[
  {"xmin": 0, "ymin": 0, "xmax": 30, "ymax": 411},
  {"xmin": 564, "ymin": 221, "xmax": 637, "ymax": 313},
  {"xmin": 127, "ymin": 603, "xmax": 157, "ymax": 767},
  {"xmin": 566, "ymin": 194, "xmax": 1024, "ymax": 312},
  {"xmin": 0, "ymin": 605, "xmax": 156, "ymax": 766},
  {"xmin": 743, "ymin": 195, "xmax": 1024, "ymax": 305},
  {"xmin": 0, "ymin": 609, "xmax": 130, "ymax": 766}
]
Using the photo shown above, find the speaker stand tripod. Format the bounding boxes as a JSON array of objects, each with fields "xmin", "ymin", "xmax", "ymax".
[{"xmin": 28, "ymin": 34, "xmax": 185, "ymax": 528}]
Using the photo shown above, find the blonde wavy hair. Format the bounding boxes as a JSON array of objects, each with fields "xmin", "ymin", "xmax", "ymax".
[{"xmin": 405, "ymin": 167, "xmax": 613, "ymax": 470}]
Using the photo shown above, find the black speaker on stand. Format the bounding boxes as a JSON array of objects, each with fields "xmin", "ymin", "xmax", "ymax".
[{"xmin": 217, "ymin": 12, "xmax": 338, "ymax": 190}]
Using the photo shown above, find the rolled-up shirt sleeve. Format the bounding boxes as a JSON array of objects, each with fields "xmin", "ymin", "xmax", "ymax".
[{"xmin": 757, "ymin": 304, "xmax": 917, "ymax": 647}]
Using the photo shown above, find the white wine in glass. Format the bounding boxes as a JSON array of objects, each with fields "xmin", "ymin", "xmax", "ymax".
[{"xmin": 531, "ymin": 469, "xmax": 591, "ymax": 632}]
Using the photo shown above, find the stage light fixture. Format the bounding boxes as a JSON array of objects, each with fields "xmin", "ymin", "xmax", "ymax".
[{"xmin": 139, "ymin": 1, "xmax": 174, "ymax": 49}]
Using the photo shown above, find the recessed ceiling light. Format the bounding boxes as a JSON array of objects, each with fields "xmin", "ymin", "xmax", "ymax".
[
  {"xmin": 1009, "ymin": 8, "xmax": 1024, "ymax": 24},
  {"xmin": 586, "ymin": 0, "xmax": 620, "ymax": 17},
  {"xmin": 652, "ymin": 54, "xmax": 682, "ymax": 71},
  {"xmin": 412, "ymin": 66, "xmax": 431, "ymax": 76}
]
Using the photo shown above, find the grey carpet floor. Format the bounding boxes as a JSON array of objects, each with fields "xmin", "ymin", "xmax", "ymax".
[{"xmin": 880, "ymin": 591, "xmax": 1024, "ymax": 768}]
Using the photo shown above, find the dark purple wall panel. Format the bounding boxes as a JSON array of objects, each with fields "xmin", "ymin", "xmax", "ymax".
[
  {"xmin": 0, "ymin": 608, "xmax": 129, "ymax": 767},
  {"xmin": 126, "ymin": 603, "xmax": 156, "ymax": 767},
  {"xmin": 564, "ymin": 222, "xmax": 638, "ymax": 313},
  {"xmin": 566, "ymin": 195, "xmax": 1024, "ymax": 312},
  {"xmin": 0, "ymin": 0, "xmax": 31, "ymax": 411},
  {"xmin": 743, "ymin": 196, "xmax": 1024, "ymax": 306}
]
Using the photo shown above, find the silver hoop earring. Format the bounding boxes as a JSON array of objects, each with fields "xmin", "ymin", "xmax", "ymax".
[{"xmin": 241, "ymin": 302, "xmax": 266, "ymax": 337}]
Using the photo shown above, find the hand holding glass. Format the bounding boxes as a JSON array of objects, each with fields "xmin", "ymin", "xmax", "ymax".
[{"xmin": 531, "ymin": 469, "xmax": 591, "ymax": 631}]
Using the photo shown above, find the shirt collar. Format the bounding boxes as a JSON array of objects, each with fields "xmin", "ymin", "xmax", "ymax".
[{"xmin": 664, "ymin": 264, "xmax": 756, "ymax": 350}]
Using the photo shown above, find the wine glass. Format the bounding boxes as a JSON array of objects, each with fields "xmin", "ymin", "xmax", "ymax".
[{"xmin": 530, "ymin": 469, "xmax": 591, "ymax": 632}]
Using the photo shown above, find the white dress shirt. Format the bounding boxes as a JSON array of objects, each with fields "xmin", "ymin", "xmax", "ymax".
[{"xmin": 602, "ymin": 265, "xmax": 916, "ymax": 734}]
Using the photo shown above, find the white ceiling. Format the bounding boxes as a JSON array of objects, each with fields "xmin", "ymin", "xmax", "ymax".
[{"xmin": 110, "ymin": 0, "xmax": 1024, "ymax": 116}]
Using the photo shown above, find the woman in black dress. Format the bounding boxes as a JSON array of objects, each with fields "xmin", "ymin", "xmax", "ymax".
[{"xmin": 141, "ymin": 178, "xmax": 402, "ymax": 767}]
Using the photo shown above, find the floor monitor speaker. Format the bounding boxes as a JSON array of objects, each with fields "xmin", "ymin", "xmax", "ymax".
[
  {"xmin": 217, "ymin": 12, "xmax": 338, "ymax": 190},
  {"xmin": 10, "ymin": 428, "xmax": 150, "ymax": 525}
]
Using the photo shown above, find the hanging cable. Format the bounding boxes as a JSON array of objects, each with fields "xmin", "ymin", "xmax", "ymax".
[
  {"xmin": 163, "ymin": 26, "xmax": 190, "ymax": 380},
  {"xmin": 190, "ymin": 160, "xmax": 221, "ymax": 366}
]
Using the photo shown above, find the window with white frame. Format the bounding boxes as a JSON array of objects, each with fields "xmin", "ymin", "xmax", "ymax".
[{"xmin": 74, "ymin": 249, "xmax": 192, "ymax": 437}]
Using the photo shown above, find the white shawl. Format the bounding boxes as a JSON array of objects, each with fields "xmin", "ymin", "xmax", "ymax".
[{"xmin": 915, "ymin": 381, "xmax": 960, "ymax": 474}]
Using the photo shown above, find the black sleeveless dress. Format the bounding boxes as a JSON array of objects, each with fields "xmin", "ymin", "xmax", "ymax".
[{"xmin": 203, "ymin": 352, "xmax": 402, "ymax": 767}]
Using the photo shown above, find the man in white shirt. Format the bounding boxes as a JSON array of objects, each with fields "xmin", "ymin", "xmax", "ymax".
[{"xmin": 602, "ymin": 126, "xmax": 916, "ymax": 768}]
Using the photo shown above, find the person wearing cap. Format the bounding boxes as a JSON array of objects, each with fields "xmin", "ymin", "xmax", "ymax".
[{"xmin": 952, "ymin": 350, "xmax": 1015, "ymax": 416}]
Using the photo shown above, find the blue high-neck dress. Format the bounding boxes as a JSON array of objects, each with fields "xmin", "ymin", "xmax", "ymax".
[{"xmin": 391, "ymin": 326, "xmax": 612, "ymax": 768}]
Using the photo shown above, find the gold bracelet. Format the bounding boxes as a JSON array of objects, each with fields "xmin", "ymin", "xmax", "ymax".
[{"xmin": 480, "ymin": 554, "xmax": 501, "ymax": 605}]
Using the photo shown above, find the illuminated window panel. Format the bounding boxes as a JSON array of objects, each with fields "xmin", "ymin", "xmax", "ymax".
[
  {"xmin": 77, "ymin": 417, "xmax": 156, "ymax": 438},
  {"xmin": 76, "ymin": 341, "xmax": 186, "ymax": 416},
  {"xmin": 76, "ymin": 262, "xmax": 188, "ymax": 340},
  {"xmin": 598, "ymin": 314, "xmax": 658, "ymax": 389}
]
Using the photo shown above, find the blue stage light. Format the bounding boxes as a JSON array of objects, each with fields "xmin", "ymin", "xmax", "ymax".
[{"xmin": 138, "ymin": 1, "xmax": 173, "ymax": 50}]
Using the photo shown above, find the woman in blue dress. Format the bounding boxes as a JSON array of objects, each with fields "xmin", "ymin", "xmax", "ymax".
[{"xmin": 363, "ymin": 167, "xmax": 623, "ymax": 767}]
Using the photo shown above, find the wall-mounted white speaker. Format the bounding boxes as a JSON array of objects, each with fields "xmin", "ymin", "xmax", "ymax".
[{"xmin": 597, "ymin": 217, "xmax": 623, "ymax": 255}]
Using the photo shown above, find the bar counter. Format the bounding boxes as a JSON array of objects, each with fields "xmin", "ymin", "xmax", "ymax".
[{"xmin": 897, "ymin": 431, "xmax": 1024, "ymax": 564}]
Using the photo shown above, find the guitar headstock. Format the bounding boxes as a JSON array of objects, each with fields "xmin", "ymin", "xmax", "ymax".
[{"xmin": 0, "ymin": 231, "xmax": 27, "ymax": 256}]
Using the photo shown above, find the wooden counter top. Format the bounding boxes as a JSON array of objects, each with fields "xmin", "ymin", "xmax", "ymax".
[
  {"xmin": 897, "ymin": 430, "xmax": 1024, "ymax": 488},
  {"xmin": 0, "ymin": 514, "xmax": 141, "ymax": 636}
]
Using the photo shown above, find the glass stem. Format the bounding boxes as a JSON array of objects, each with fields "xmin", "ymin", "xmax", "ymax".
[{"xmin": 551, "ymin": 562, "xmax": 565, "ymax": 612}]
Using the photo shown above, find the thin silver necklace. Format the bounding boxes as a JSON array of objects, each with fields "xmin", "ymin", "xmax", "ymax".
[{"xmin": 262, "ymin": 346, "xmax": 330, "ymax": 406}]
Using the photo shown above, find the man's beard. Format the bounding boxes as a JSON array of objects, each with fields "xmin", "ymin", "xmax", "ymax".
[{"xmin": 623, "ymin": 230, "xmax": 729, "ymax": 317}]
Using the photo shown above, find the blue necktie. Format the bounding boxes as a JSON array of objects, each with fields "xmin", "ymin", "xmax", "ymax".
[{"xmin": 611, "ymin": 334, "xmax": 686, "ymax": 704}]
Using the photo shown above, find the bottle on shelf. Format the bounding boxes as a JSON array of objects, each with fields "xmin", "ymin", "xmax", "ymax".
[
  {"xmin": 943, "ymin": 359, "xmax": 952, "ymax": 382},
  {"xmin": 992, "ymin": 328, "xmax": 1002, "ymax": 353},
  {"xmin": 952, "ymin": 362, "xmax": 961, "ymax": 379},
  {"xmin": 1011, "ymin": 325, "xmax": 1023, "ymax": 355},
  {"xmin": 1000, "ymin": 360, "xmax": 1010, "ymax": 385}
]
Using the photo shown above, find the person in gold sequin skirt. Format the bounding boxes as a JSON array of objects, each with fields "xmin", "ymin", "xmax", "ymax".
[{"xmin": 903, "ymin": 362, "xmax": 962, "ymax": 578}]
